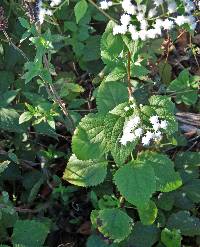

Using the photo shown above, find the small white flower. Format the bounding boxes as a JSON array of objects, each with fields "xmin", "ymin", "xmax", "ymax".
[
  {"xmin": 154, "ymin": 131, "xmax": 162, "ymax": 141},
  {"xmin": 154, "ymin": 0, "xmax": 163, "ymax": 7},
  {"xmin": 113, "ymin": 24, "xmax": 127, "ymax": 35},
  {"xmin": 146, "ymin": 131, "xmax": 155, "ymax": 139},
  {"xmin": 130, "ymin": 104, "xmax": 136, "ymax": 109},
  {"xmin": 138, "ymin": 29, "xmax": 147, "ymax": 40},
  {"xmin": 154, "ymin": 19, "xmax": 164, "ymax": 29},
  {"xmin": 122, "ymin": 0, "xmax": 137, "ymax": 15},
  {"xmin": 140, "ymin": 20, "xmax": 148, "ymax": 31},
  {"xmin": 129, "ymin": 25, "xmax": 139, "ymax": 40},
  {"xmin": 167, "ymin": 1, "xmax": 177, "ymax": 13},
  {"xmin": 136, "ymin": 12, "xmax": 145, "ymax": 21},
  {"xmin": 50, "ymin": 0, "xmax": 62, "ymax": 7},
  {"xmin": 146, "ymin": 28, "xmax": 159, "ymax": 39},
  {"xmin": 120, "ymin": 14, "xmax": 131, "ymax": 26},
  {"xmin": 175, "ymin": 15, "xmax": 188, "ymax": 26},
  {"xmin": 150, "ymin": 115, "xmax": 159, "ymax": 125},
  {"xmin": 134, "ymin": 128, "xmax": 143, "ymax": 137},
  {"xmin": 124, "ymin": 106, "xmax": 130, "ymax": 111},
  {"xmin": 127, "ymin": 116, "xmax": 141, "ymax": 128},
  {"xmin": 162, "ymin": 19, "xmax": 174, "ymax": 30},
  {"xmin": 148, "ymin": 8, "xmax": 157, "ymax": 18},
  {"xmin": 137, "ymin": 4, "xmax": 146, "ymax": 13},
  {"xmin": 160, "ymin": 120, "xmax": 168, "ymax": 129},
  {"xmin": 100, "ymin": 0, "xmax": 112, "ymax": 10}
]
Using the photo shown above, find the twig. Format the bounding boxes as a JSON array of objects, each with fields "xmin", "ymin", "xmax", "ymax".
[
  {"xmin": 43, "ymin": 54, "xmax": 75, "ymax": 128},
  {"xmin": 127, "ymin": 51, "xmax": 132, "ymax": 98},
  {"xmin": 3, "ymin": 30, "xmax": 29, "ymax": 61},
  {"xmin": 87, "ymin": 0, "xmax": 117, "ymax": 23}
]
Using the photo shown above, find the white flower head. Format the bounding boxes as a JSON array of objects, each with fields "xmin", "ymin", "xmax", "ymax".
[
  {"xmin": 160, "ymin": 120, "xmax": 168, "ymax": 129},
  {"xmin": 134, "ymin": 128, "xmax": 143, "ymax": 137},
  {"xmin": 167, "ymin": 1, "xmax": 177, "ymax": 13},
  {"xmin": 154, "ymin": 131, "xmax": 162, "ymax": 141},
  {"xmin": 150, "ymin": 115, "xmax": 159, "ymax": 125},
  {"xmin": 50, "ymin": 0, "xmax": 62, "ymax": 7},
  {"xmin": 154, "ymin": 0, "xmax": 164, "ymax": 7},
  {"xmin": 124, "ymin": 106, "xmax": 130, "ymax": 111},
  {"xmin": 148, "ymin": 8, "xmax": 157, "ymax": 18},
  {"xmin": 100, "ymin": 0, "xmax": 112, "ymax": 10},
  {"xmin": 163, "ymin": 19, "xmax": 174, "ymax": 30},
  {"xmin": 120, "ymin": 14, "xmax": 131, "ymax": 26}
]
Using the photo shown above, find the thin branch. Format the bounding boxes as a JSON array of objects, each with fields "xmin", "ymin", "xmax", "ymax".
[
  {"xmin": 87, "ymin": 0, "xmax": 117, "ymax": 23},
  {"xmin": 127, "ymin": 51, "xmax": 132, "ymax": 99},
  {"xmin": 3, "ymin": 30, "xmax": 29, "ymax": 61}
]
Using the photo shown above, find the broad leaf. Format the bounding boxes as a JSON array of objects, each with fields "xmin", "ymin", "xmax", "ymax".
[
  {"xmin": 101, "ymin": 21, "xmax": 124, "ymax": 66},
  {"xmin": 138, "ymin": 152, "xmax": 182, "ymax": 192},
  {"xmin": 161, "ymin": 228, "xmax": 182, "ymax": 247},
  {"xmin": 126, "ymin": 222, "xmax": 160, "ymax": 247},
  {"xmin": 63, "ymin": 154, "xmax": 107, "ymax": 187},
  {"xmin": 114, "ymin": 162, "xmax": 156, "ymax": 207},
  {"xmin": 12, "ymin": 220, "xmax": 49, "ymax": 247},
  {"xmin": 138, "ymin": 200, "xmax": 158, "ymax": 225},
  {"xmin": 74, "ymin": 0, "xmax": 88, "ymax": 24},
  {"xmin": 96, "ymin": 81, "xmax": 128, "ymax": 114},
  {"xmin": 72, "ymin": 126, "xmax": 104, "ymax": 160},
  {"xmin": 0, "ymin": 108, "xmax": 26, "ymax": 133},
  {"xmin": 97, "ymin": 208, "xmax": 133, "ymax": 243},
  {"xmin": 175, "ymin": 151, "xmax": 200, "ymax": 169},
  {"xmin": 166, "ymin": 211, "xmax": 200, "ymax": 236},
  {"xmin": 182, "ymin": 179, "xmax": 200, "ymax": 203}
]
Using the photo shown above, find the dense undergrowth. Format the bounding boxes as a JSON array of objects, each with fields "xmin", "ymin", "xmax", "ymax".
[{"xmin": 0, "ymin": 0, "xmax": 200, "ymax": 246}]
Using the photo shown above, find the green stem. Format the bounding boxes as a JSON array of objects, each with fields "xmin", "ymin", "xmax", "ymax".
[{"xmin": 87, "ymin": 0, "xmax": 117, "ymax": 23}]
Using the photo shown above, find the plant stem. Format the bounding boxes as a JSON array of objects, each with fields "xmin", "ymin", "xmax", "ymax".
[
  {"xmin": 127, "ymin": 51, "xmax": 132, "ymax": 99},
  {"xmin": 43, "ymin": 55, "xmax": 74, "ymax": 126},
  {"xmin": 3, "ymin": 30, "xmax": 29, "ymax": 61},
  {"xmin": 87, "ymin": 0, "xmax": 117, "ymax": 23}
]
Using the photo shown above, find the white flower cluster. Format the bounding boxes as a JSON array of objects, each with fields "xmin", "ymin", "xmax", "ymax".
[
  {"xmin": 37, "ymin": 0, "xmax": 53, "ymax": 24},
  {"xmin": 120, "ymin": 113, "xmax": 168, "ymax": 146},
  {"xmin": 100, "ymin": 0, "xmax": 112, "ymax": 10},
  {"xmin": 50, "ymin": 0, "xmax": 62, "ymax": 7},
  {"xmin": 107, "ymin": 0, "xmax": 198, "ymax": 40}
]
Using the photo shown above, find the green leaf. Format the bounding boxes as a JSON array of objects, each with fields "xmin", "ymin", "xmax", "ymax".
[
  {"xmin": 114, "ymin": 162, "xmax": 156, "ymax": 207},
  {"xmin": 167, "ymin": 69, "xmax": 198, "ymax": 105},
  {"xmin": 126, "ymin": 222, "xmax": 160, "ymax": 247},
  {"xmin": 97, "ymin": 208, "xmax": 133, "ymax": 243},
  {"xmin": 72, "ymin": 114, "xmax": 106, "ymax": 160},
  {"xmin": 72, "ymin": 126, "xmax": 104, "ymax": 160},
  {"xmin": 27, "ymin": 176, "xmax": 44, "ymax": 203},
  {"xmin": 74, "ymin": 0, "xmax": 88, "ymax": 24},
  {"xmin": 182, "ymin": 179, "xmax": 200, "ymax": 203},
  {"xmin": 0, "ymin": 161, "xmax": 10, "ymax": 174},
  {"xmin": 158, "ymin": 61, "xmax": 172, "ymax": 84},
  {"xmin": 87, "ymin": 234, "xmax": 117, "ymax": 247},
  {"xmin": 96, "ymin": 81, "xmax": 128, "ymax": 114},
  {"xmin": 175, "ymin": 151, "xmax": 200, "ymax": 169},
  {"xmin": 166, "ymin": 211, "xmax": 200, "ymax": 236},
  {"xmin": 108, "ymin": 115, "xmax": 137, "ymax": 165},
  {"xmin": 0, "ymin": 108, "xmax": 26, "ymax": 133},
  {"xmin": 101, "ymin": 21, "xmax": 124, "ymax": 66},
  {"xmin": 157, "ymin": 192, "xmax": 175, "ymax": 211},
  {"xmin": 0, "ymin": 90, "xmax": 19, "ymax": 107},
  {"xmin": 138, "ymin": 152, "xmax": 182, "ymax": 192},
  {"xmin": 19, "ymin": 111, "xmax": 32, "ymax": 124},
  {"xmin": 18, "ymin": 17, "xmax": 30, "ymax": 29},
  {"xmin": 63, "ymin": 154, "xmax": 107, "ymax": 187},
  {"xmin": 12, "ymin": 220, "xmax": 49, "ymax": 247},
  {"xmin": 138, "ymin": 200, "xmax": 158, "ymax": 225},
  {"xmin": 161, "ymin": 228, "xmax": 182, "ymax": 247},
  {"xmin": 105, "ymin": 64, "xmax": 126, "ymax": 82},
  {"xmin": 0, "ymin": 71, "xmax": 14, "ymax": 92}
]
